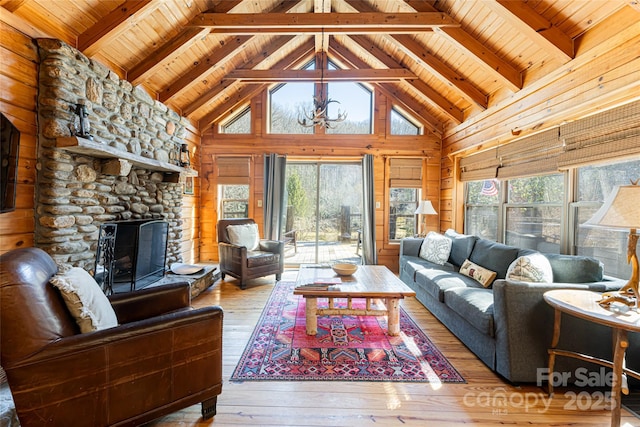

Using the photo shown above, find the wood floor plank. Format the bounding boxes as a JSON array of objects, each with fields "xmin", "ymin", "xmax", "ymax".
[{"xmin": 148, "ymin": 272, "xmax": 639, "ymax": 426}]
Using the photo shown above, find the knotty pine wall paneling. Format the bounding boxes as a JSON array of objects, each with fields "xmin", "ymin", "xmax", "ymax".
[
  {"xmin": 441, "ymin": 8, "xmax": 640, "ymax": 230},
  {"xmin": 0, "ymin": 21, "xmax": 38, "ymax": 254},
  {"xmin": 179, "ymin": 121, "xmax": 201, "ymax": 264}
]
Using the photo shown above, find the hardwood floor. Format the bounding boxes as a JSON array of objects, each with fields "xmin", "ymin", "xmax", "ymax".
[{"xmin": 148, "ymin": 270, "xmax": 639, "ymax": 426}]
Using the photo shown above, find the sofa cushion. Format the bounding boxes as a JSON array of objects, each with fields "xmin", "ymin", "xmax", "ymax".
[
  {"xmin": 459, "ymin": 259, "xmax": 497, "ymax": 287},
  {"xmin": 544, "ymin": 254, "xmax": 604, "ymax": 283},
  {"xmin": 444, "ymin": 287, "xmax": 495, "ymax": 337},
  {"xmin": 444, "ymin": 229, "xmax": 477, "ymax": 267},
  {"xmin": 507, "ymin": 253, "xmax": 553, "ymax": 282},
  {"xmin": 400, "ymin": 257, "xmax": 432, "ymax": 282},
  {"xmin": 419, "ymin": 232, "xmax": 452, "ymax": 265},
  {"xmin": 227, "ymin": 223, "xmax": 259, "ymax": 250},
  {"xmin": 50, "ymin": 267, "xmax": 118, "ymax": 333},
  {"xmin": 246, "ymin": 251, "xmax": 280, "ymax": 267},
  {"xmin": 469, "ymin": 239, "xmax": 520, "ymax": 279},
  {"xmin": 415, "ymin": 267, "xmax": 478, "ymax": 302}
]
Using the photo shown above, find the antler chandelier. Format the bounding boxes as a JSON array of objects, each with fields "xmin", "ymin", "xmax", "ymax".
[
  {"xmin": 297, "ymin": 29, "xmax": 347, "ymax": 129},
  {"xmin": 297, "ymin": 96, "xmax": 348, "ymax": 129}
]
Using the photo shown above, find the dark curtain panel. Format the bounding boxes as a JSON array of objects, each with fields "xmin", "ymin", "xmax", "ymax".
[
  {"xmin": 361, "ymin": 154, "xmax": 377, "ymax": 264},
  {"xmin": 263, "ymin": 153, "xmax": 287, "ymax": 240}
]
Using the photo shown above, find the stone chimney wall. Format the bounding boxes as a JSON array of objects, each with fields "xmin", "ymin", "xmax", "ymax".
[{"xmin": 36, "ymin": 39, "xmax": 189, "ymax": 271}]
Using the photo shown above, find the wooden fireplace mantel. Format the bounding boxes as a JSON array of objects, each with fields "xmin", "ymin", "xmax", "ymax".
[{"xmin": 56, "ymin": 136, "xmax": 197, "ymax": 177}]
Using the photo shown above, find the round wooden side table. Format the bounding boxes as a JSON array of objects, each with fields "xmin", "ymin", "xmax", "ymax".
[{"xmin": 544, "ymin": 289, "xmax": 640, "ymax": 427}]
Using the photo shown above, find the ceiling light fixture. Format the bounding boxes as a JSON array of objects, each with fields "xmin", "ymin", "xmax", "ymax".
[{"xmin": 297, "ymin": 27, "xmax": 347, "ymax": 129}]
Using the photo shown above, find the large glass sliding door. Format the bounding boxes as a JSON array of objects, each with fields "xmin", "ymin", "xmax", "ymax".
[{"xmin": 283, "ymin": 162, "xmax": 362, "ymax": 265}]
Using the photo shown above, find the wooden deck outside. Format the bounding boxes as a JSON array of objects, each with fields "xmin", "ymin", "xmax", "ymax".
[{"xmin": 283, "ymin": 240, "xmax": 362, "ymax": 266}]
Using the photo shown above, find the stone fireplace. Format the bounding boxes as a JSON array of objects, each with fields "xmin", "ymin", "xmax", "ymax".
[{"xmin": 35, "ymin": 38, "xmax": 193, "ymax": 273}]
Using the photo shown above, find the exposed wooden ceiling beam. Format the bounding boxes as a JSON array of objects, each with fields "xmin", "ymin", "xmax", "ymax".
[
  {"xmin": 159, "ymin": 35, "xmax": 251, "ymax": 103},
  {"xmin": 128, "ymin": 27, "xmax": 210, "ymax": 85},
  {"xmin": 344, "ymin": 0, "xmax": 487, "ymax": 109},
  {"xmin": 389, "ymin": 34, "xmax": 487, "ymax": 108},
  {"xmin": 1, "ymin": 0, "xmax": 27, "ymax": 13},
  {"xmin": 346, "ymin": 34, "xmax": 463, "ymax": 123},
  {"xmin": 196, "ymin": 41, "xmax": 315, "ymax": 127},
  {"xmin": 223, "ymin": 69, "xmax": 417, "ymax": 82},
  {"xmin": 159, "ymin": 1, "xmax": 301, "ymax": 103},
  {"xmin": 188, "ymin": 12, "xmax": 459, "ymax": 34},
  {"xmin": 182, "ymin": 35, "xmax": 301, "ymax": 116},
  {"xmin": 127, "ymin": 0, "xmax": 243, "ymax": 85},
  {"xmin": 487, "ymin": 0, "xmax": 574, "ymax": 61},
  {"xmin": 329, "ymin": 41, "xmax": 443, "ymax": 135},
  {"xmin": 403, "ymin": 0, "xmax": 521, "ymax": 91},
  {"xmin": 78, "ymin": 0, "xmax": 159, "ymax": 57}
]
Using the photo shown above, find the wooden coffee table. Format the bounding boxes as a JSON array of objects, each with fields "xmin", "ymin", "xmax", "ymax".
[{"xmin": 293, "ymin": 264, "xmax": 416, "ymax": 336}]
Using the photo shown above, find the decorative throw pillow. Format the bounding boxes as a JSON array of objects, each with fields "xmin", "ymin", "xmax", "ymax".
[
  {"xmin": 506, "ymin": 253, "xmax": 553, "ymax": 283},
  {"xmin": 226, "ymin": 223, "xmax": 260, "ymax": 251},
  {"xmin": 459, "ymin": 259, "xmax": 497, "ymax": 288},
  {"xmin": 50, "ymin": 267, "xmax": 118, "ymax": 333},
  {"xmin": 419, "ymin": 232, "xmax": 453, "ymax": 265}
]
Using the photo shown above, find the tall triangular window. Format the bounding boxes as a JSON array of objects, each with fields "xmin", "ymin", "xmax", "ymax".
[{"xmin": 390, "ymin": 107, "xmax": 421, "ymax": 135}]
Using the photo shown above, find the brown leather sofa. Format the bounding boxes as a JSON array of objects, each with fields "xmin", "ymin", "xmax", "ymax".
[
  {"xmin": 217, "ymin": 218, "xmax": 284, "ymax": 289},
  {"xmin": 0, "ymin": 247, "xmax": 223, "ymax": 426}
]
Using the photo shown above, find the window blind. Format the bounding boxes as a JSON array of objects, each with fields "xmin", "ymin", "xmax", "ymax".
[
  {"xmin": 557, "ymin": 100, "xmax": 640, "ymax": 168},
  {"xmin": 497, "ymin": 128, "xmax": 562, "ymax": 178},
  {"xmin": 215, "ymin": 156, "xmax": 251, "ymax": 184},
  {"xmin": 389, "ymin": 158, "xmax": 423, "ymax": 187},
  {"xmin": 459, "ymin": 149, "xmax": 499, "ymax": 182},
  {"xmin": 459, "ymin": 100, "xmax": 639, "ymax": 181}
]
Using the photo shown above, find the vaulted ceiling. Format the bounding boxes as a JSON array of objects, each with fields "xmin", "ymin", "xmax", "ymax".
[{"xmin": 1, "ymin": 0, "xmax": 634, "ymax": 135}]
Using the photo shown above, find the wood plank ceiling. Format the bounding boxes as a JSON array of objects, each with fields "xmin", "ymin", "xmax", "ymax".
[{"xmin": 1, "ymin": 0, "xmax": 632, "ymax": 135}]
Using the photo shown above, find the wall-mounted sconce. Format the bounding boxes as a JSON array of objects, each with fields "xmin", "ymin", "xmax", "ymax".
[
  {"xmin": 180, "ymin": 143, "xmax": 190, "ymax": 168},
  {"xmin": 72, "ymin": 102, "xmax": 93, "ymax": 140}
]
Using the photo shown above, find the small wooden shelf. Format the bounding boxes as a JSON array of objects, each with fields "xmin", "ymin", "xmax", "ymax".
[{"xmin": 56, "ymin": 136, "xmax": 197, "ymax": 176}]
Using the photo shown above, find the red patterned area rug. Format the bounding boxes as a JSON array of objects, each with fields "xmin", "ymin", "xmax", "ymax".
[{"xmin": 231, "ymin": 281, "xmax": 465, "ymax": 383}]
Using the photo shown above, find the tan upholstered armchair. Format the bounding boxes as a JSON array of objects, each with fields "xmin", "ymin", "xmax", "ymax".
[
  {"xmin": 217, "ymin": 218, "xmax": 284, "ymax": 289},
  {"xmin": 0, "ymin": 247, "xmax": 223, "ymax": 426}
]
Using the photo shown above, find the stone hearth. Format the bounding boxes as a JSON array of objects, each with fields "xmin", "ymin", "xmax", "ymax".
[{"xmin": 35, "ymin": 38, "xmax": 192, "ymax": 271}]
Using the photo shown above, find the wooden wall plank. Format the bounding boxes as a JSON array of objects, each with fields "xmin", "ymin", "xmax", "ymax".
[{"xmin": 0, "ymin": 22, "xmax": 38, "ymax": 254}]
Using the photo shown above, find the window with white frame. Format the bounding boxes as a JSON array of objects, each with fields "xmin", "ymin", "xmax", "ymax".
[
  {"xmin": 219, "ymin": 185, "xmax": 249, "ymax": 219},
  {"xmin": 505, "ymin": 174, "xmax": 564, "ymax": 252},
  {"xmin": 463, "ymin": 158, "xmax": 639, "ymax": 280},
  {"xmin": 389, "ymin": 188, "xmax": 419, "ymax": 240},
  {"xmin": 573, "ymin": 158, "xmax": 640, "ymax": 278},
  {"xmin": 388, "ymin": 158, "xmax": 422, "ymax": 241},
  {"xmin": 465, "ymin": 179, "xmax": 501, "ymax": 241}
]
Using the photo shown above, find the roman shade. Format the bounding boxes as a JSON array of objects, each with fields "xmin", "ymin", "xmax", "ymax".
[
  {"xmin": 389, "ymin": 158, "xmax": 423, "ymax": 188},
  {"xmin": 215, "ymin": 156, "xmax": 251, "ymax": 184},
  {"xmin": 459, "ymin": 100, "xmax": 640, "ymax": 182},
  {"xmin": 496, "ymin": 128, "xmax": 563, "ymax": 179},
  {"xmin": 459, "ymin": 149, "xmax": 499, "ymax": 182},
  {"xmin": 557, "ymin": 100, "xmax": 640, "ymax": 168}
]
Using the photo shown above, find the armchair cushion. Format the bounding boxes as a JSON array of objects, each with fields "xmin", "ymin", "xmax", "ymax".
[
  {"xmin": 226, "ymin": 223, "xmax": 259, "ymax": 250},
  {"xmin": 50, "ymin": 267, "xmax": 118, "ymax": 333},
  {"xmin": 246, "ymin": 250, "xmax": 280, "ymax": 267}
]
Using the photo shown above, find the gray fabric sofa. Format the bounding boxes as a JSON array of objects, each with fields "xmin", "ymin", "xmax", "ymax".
[{"xmin": 399, "ymin": 229, "xmax": 639, "ymax": 383}]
